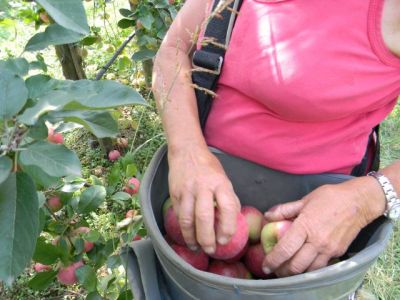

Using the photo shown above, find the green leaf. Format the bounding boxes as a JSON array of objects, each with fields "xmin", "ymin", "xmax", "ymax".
[
  {"xmin": 119, "ymin": 9, "xmax": 133, "ymax": 18},
  {"xmin": 33, "ymin": 237, "xmax": 62, "ymax": 265},
  {"xmin": 25, "ymin": 24, "xmax": 84, "ymax": 51},
  {"xmin": 131, "ymin": 49, "xmax": 157, "ymax": 61},
  {"xmin": 18, "ymin": 80, "xmax": 147, "ymax": 125},
  {"xmin": 22, "ymin": 164, "xmax": 60, "ymax": 189},
  {"xmin": 86, "ymin": 291, "xmax": 103, "ymax": 300},
  {"xmin": 28, "ymin": 270, "xmax": 57, "ymax": 291},
  {"xmin": 35, "ymin": 0, "xmax": 89, "ymax": 35},
  {"xmin": 0, "ymin": 70, "xmax": 28, "ymax": 120},
  {"xmin": 126, "ymin": 164, "xmax": 137, "ymax": 178},
  {"xmin": 117, "ymin": 18, "xmax": 135, "ymax": 29},
  {"xmin": 81, "ymin": 36, "xmax": 99, "ymax": 46},
  {"xmin": 77, "ymin": 186, "xmax": 106, "ymax": 214},
  {"xmin": 19, "ymin": 141, "xmax": 81, "ymax": 177},
  {"xmin": 111, "ymin": 192, "xmax": 131, "ymax": 202},
  {"xmin": 25, "ymin": 74, "xmax": 53, "ymax": 99},
  {"xmin": 27, "ymin": 118, "xmax": 48, "ymax": 140},
  {"xmin": 47, "ymin": 110, "xmax": 119, "ymax": 138},
  {"xmin": 76, "ymin": 265, "xmax": 97, "ymax": 292},
  {"xmin": 0, "ymin": 172, "xmax": 39, "ymax": 285},
  {"xmin": 117, "ymin": 289, "xmax": 133, "ymax": 300},
  {"xmin": 138, "ymin": 14, "xmax": 155, "ymax": 31},
  {"xmin": 85, "ymin": 230, "xmax": 100, "ymax": 243},
  {"xmin": 106, "ymin": 255, "xmax": 121, "ymax": 269},
  {"xmin": 0, "ymin": 156, "xmax": 12, "ymax": 185},
  {"xmin": 0, "ymin": 58, "xmax": 29, "ymax": 76}
]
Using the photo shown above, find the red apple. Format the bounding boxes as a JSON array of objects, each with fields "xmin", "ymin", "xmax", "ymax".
[
  {"xmin": 208, "ymin": 260, "xmax": 250, "ymax": 279},
  {"xmin": 241, "ymin": 206, "xmax": 263, "ymax": 243},
  {"xmin": 236, "ymin": 261, "xmax": 252, "ymax": 279},
  {"xmin": 209, "ymin": 212, "xmax": 249, "ymax": 260},
  {"xmin": 72, "ymin": 227, "xmax": 94, "ymax": 253},
  {"xmin": 123, "ymin": 177, "xmax": 140, "ymax": 195},
  {"xmin": 261, "ymin": 220, "xmax": 292, "ymax": 254},
  {"xmin": 168, "ymin": 0, "xmax": 175, "ymax": 4},
  {"xmin": 133, "ymin": 234, "xmax": 142, "ymax": 241},
  {"xmin": 47, "ymin": 196, "xmax": 63, "ymax": 212},
  {"xmin": 34, "ymin": 263, "xmax": 52, "ymax": 272},
  {"xmin": 164, "ymin": 206, "xmax": 186, "ymax": 246},
  {"xmin": 48, "ymin": 128, "xmax": 64, "ymax": 144},
  {"xmin": 171, "ymin": 243, "xmax": 209, "ymax": 271},
  {"xmin": 225, "ymin": 242, "xmax": 248, "ymax": 263},
  {"xmin": 108, "ymin": 150, "xmax": 121, "ymax": 161},
  {"xmin": 57, "ymin": 261, "xmax": 84, "ymax": 285},
  {"xmin": 243, "ymin": 243, "xmax": 270, "ymax": 279}
]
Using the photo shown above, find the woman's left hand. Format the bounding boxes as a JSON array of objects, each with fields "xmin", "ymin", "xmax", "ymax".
[{"xmin": 262, "ymin": 176, "xmax": 386, "ymax": 277}]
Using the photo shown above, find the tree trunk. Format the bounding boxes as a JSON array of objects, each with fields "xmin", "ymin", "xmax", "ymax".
[{"xmin": 55, "ymin": 44, "xmax": 86, "ymax": 80}]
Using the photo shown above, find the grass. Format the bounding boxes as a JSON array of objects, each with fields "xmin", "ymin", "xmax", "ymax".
[{"xmin": 363, "ymin": 105, "xmax": 400, "ymax": 300}]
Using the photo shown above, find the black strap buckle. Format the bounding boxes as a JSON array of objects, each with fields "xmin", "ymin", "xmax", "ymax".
[{"xmin": 192, "ymin": 50, "xmax": 223, "ymax": 75}]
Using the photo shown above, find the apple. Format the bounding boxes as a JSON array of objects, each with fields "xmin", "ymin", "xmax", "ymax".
[
  {"xmin": 261, "ymin": 220, "xmax": 292, "ymax": 254},
  {"xmin": 125, "ymin": 209, "xmax": 136, "ymax": 219},
  {"xmin": 133, "ymin": 234, "xmax": 142, "ymax": 241},
  {"xmin": 136, "ymin": 20, "xmax": 143, "ymax": 30},
  {"xmin": 124, "ymin": 177, "xmax": 140, "ymax": 195},
  {"xmin": 72, "ymin": 227, "xmax": 94, "ymax": 253},
  {"xmin": 47, "ymin": 196, "xmax": 63, "ymax": 212},
  {"xmin": 108, "ymin": 150, "xmax": 121, "ymax": 161},
  {"xmin": 225, "ymin": 242, "xmax": 248, "ymax": 263},
  {"xmin": 209, "ymin": 212, "xmax": 249, "ymax": 260},
  {"xmin": 34, "ymin": 263, "xmax": 52, "ymax": 272},
  {"xmin": 241, "ymin": 206, "xmax": 263, "ymax": 243},
  {"xmin": 171, "ymin": 243, "xmax": 209, "ymax": 271},
  {"xmin": 164, "ymin": 206, "xmax": 186, "ymax": 246},
  {"xmin": 57, "ymin": 261, "xmax": 84, "ymax": 285},
  {"xmin": 208, "ymin": 260, "xmax": 250, "ymax": 279},
  {"xmin": 243, "ymin": 243, "xmax": 270, "ymax": 279},
  {"xmin": 117, "ymin": 137, "xmax": 129, "ymax": 149},
  {"xmin": 39, "ymin": 12, "xmax": 50, "ymax": 24},
  {"xmin": 236, "ymin": 261, "xmax": 252, "ymax": 279},
  {"xmin": 162, "ymin": 197, "xmax": 172, "ymax": 217},
  {"xmin": 168, "ymin": 0, "xmax": 175, "ymax": 4},
  {"xmin": 48, "ymin": 128, "xmax": 64, "ymax": 144}
]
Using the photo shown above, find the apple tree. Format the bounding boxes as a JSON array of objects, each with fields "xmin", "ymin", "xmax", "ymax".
[{"xmin": 0, "ymin": 0, "xmax": 147, "ymax": 298}]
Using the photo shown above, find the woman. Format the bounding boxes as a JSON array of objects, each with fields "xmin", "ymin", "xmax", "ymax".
[{"xmin": 152, "ymin": 0, "xmax": 400, "ymax": 277}]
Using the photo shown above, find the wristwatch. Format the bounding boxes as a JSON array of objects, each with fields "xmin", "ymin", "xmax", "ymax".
[{"xmin": 367, "ymin": 171, "xmax": 400, "ymax": 220}]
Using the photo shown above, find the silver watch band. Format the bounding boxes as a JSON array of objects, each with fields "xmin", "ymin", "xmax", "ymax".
[{"xmin": 367, "ymin": 171, "xmax": 400, "ymax": 220}]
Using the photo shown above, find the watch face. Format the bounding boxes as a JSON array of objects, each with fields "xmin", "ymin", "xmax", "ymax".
[{"xmin": 389, "ymin": 204, "xmax": 400, "ymax": 220}]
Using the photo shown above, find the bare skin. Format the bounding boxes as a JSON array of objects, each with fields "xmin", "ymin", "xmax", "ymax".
[{"xmin": 152, "ymin": 0, "xmax": 400, "ymax": 271}]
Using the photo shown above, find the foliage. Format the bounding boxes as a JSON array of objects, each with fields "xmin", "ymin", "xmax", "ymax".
[{"xmin": 0, "ymin": 1, "xmax": 150, "ymax": 299}]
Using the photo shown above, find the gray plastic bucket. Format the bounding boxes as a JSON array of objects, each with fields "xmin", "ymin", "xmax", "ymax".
[{"xmin": 138, "ymin": 144, "xmax": 393, "ymax": 300}]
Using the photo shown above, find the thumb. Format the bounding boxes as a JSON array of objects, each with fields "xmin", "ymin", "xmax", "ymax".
[{"xmin": 264, "ymin": 199, "xmax": 304, "ymax": 221}]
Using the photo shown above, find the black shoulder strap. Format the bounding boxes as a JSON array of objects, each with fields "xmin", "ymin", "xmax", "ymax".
[{"xmin": 192, "ymin": 0, "xmax": 244, "ymax": 129}]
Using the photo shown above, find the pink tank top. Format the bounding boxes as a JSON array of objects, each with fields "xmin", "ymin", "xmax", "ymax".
[{"xmin": 203, "ymin": 0, "xmax": 400, "ymax": 174}]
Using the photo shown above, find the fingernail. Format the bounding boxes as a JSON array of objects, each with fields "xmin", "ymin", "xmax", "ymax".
[
  {"xmin": 217, "ymin": 236, "xmax": 229, "ymax": 245},
  {"xmin": 263, "ymin": 266, "xmax": 272, "ymax": 274},
  {"xmin": 203, "ymin": 246, "xmax": 215, "ymax": 254},
  {"xmin": 189, "ymin": 245, "xmax": 199, "ymax": 251}
]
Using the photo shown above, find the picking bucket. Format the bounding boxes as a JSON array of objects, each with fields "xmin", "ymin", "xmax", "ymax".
[{"xmin": 131, "ymin": 144, "xmax": 393, "ymax": 300}]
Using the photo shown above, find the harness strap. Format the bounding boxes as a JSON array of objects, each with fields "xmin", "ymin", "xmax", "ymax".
[{"xmin": 192, "ymin": 0, "xmax": 243, "ymax": 129}]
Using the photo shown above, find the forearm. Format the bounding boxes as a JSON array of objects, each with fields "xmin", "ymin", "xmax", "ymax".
[
  {"xmin": 354, "ymin": 160, "xmax": 400, "ymax": 224},
  {"xmin": 152, "ymin": 47, "xmax": 207, "ymax": 156}
]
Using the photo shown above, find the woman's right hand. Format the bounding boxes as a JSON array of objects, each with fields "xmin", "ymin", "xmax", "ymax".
[{"xmin": 168, "ymin": 145, "xmax": 241, "ymax": 254}]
